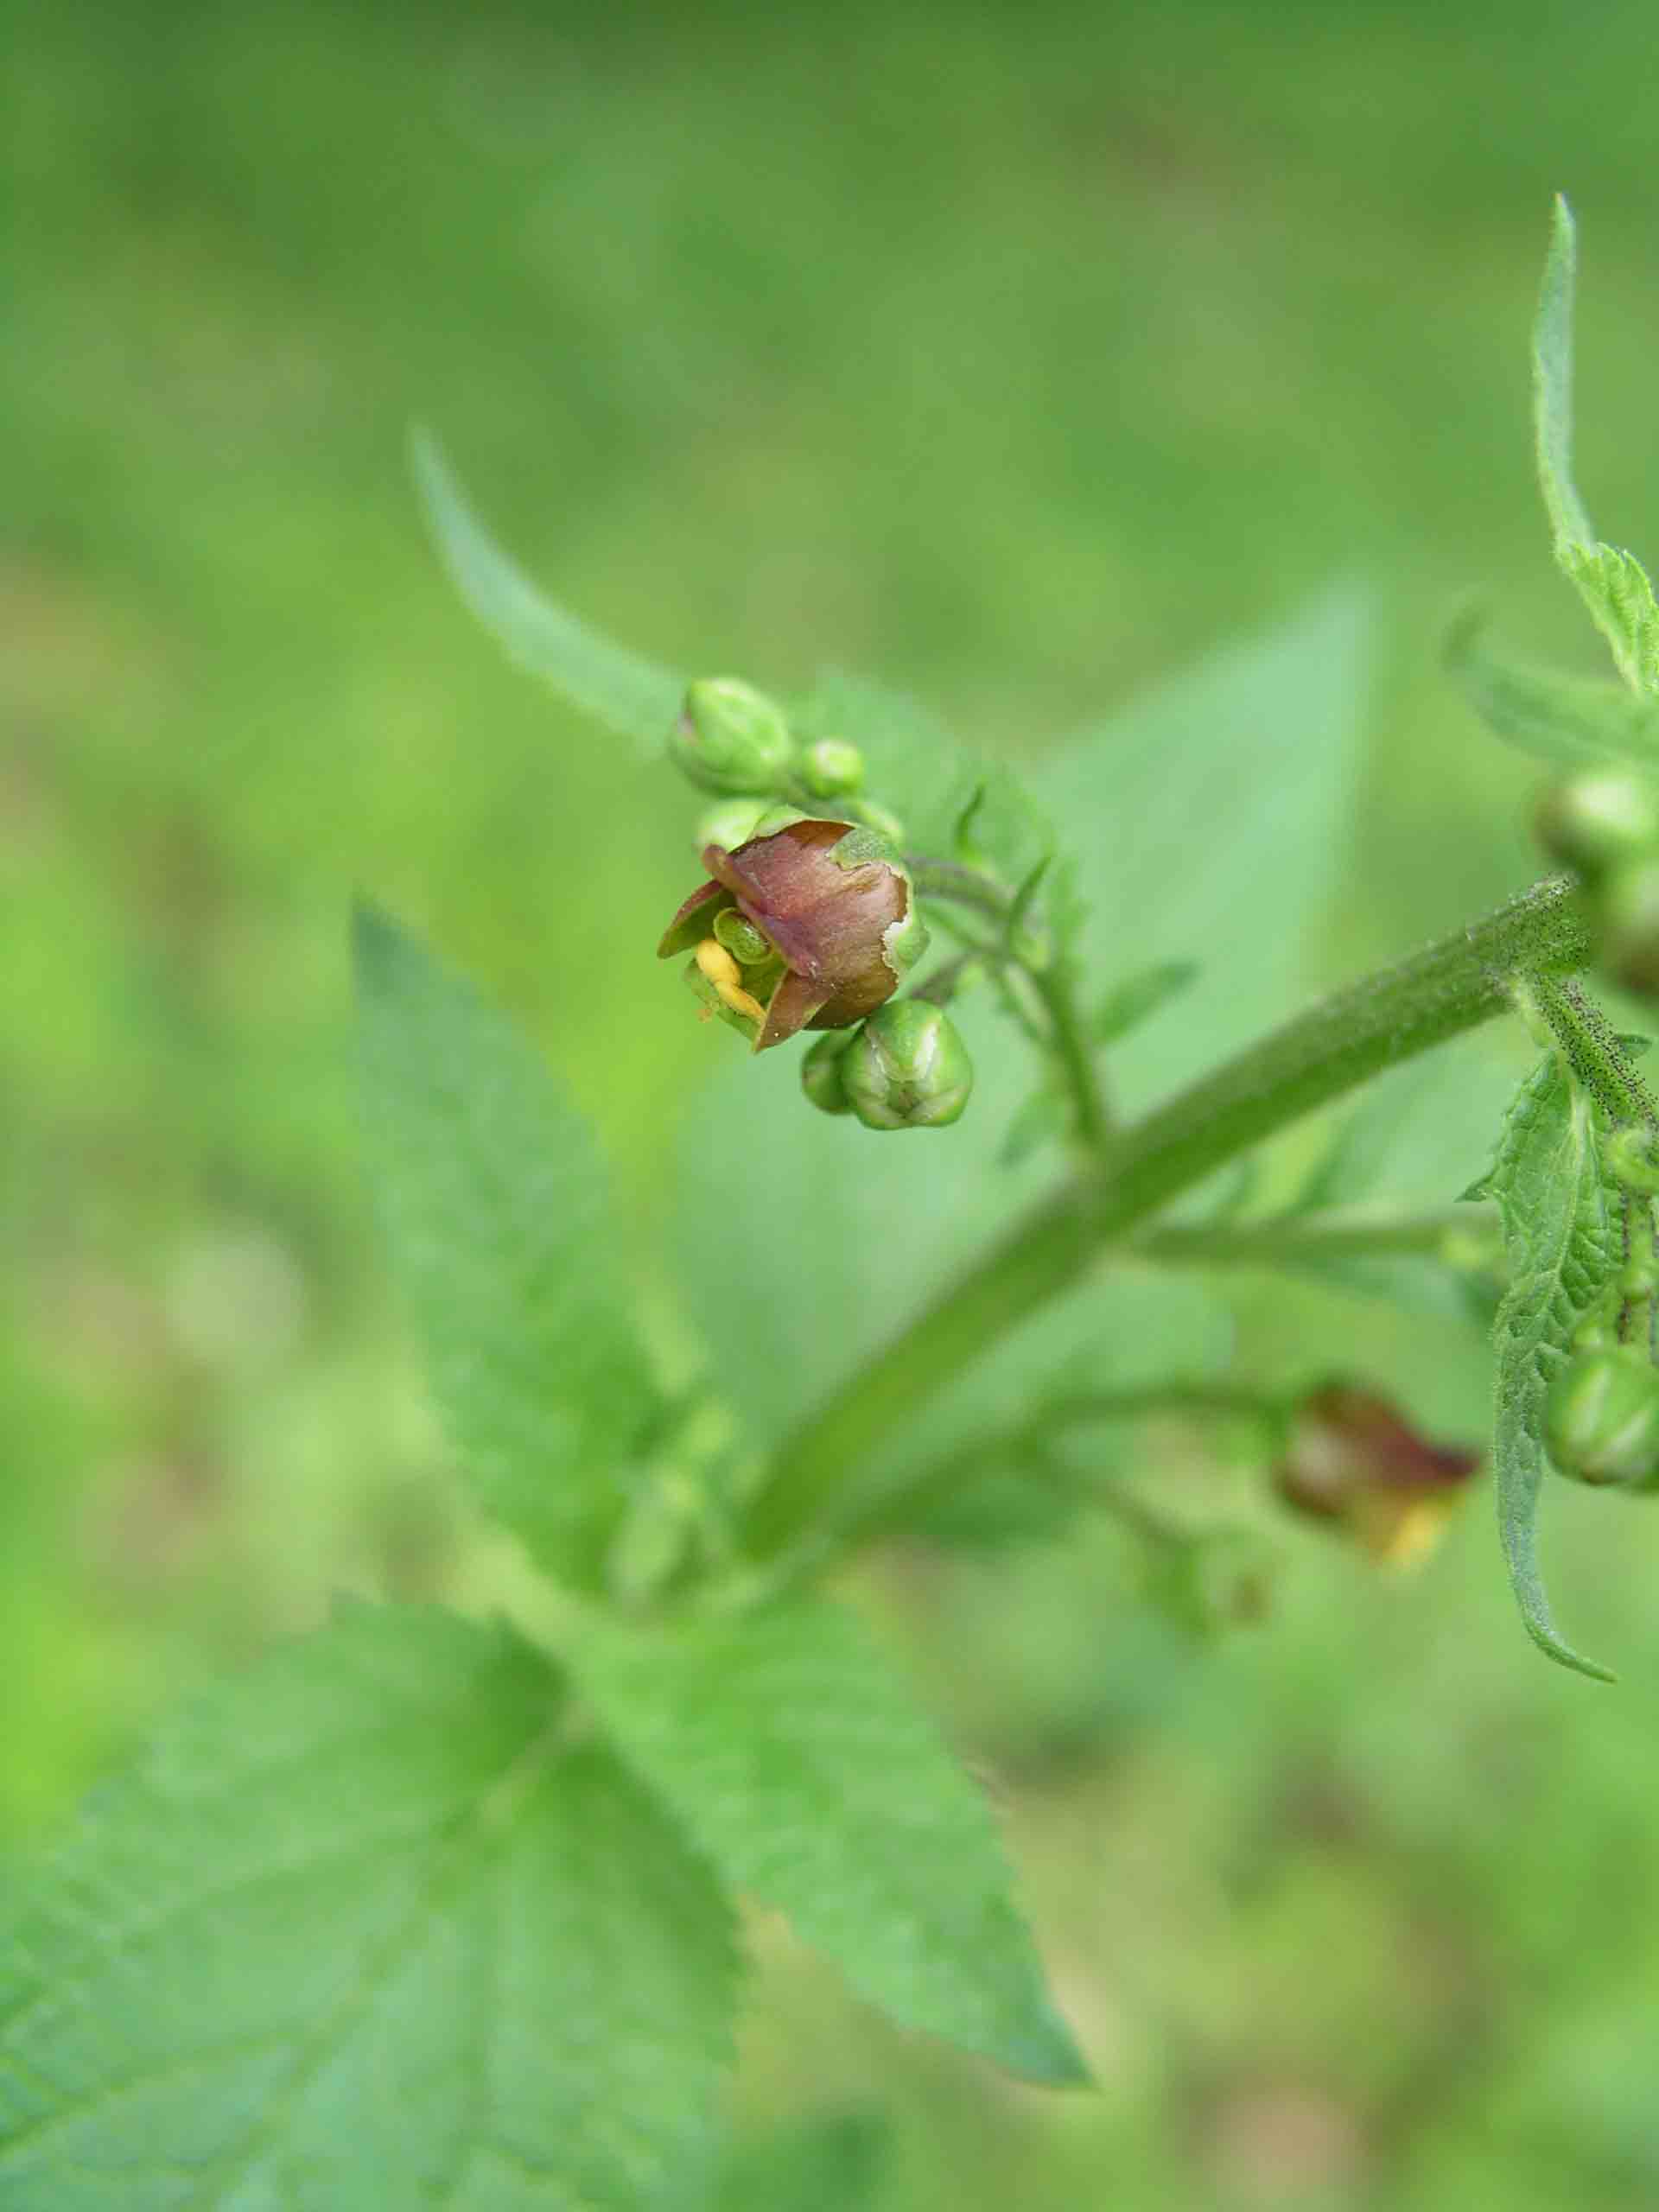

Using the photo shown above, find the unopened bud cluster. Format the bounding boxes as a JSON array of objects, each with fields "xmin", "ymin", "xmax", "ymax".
[
  {"xmin": 1545, "ymin": 1347, "xmax": 1659, "ymax": 1487},
  {"xmin": 1536, "ymin": 768, "xmax": 1659, "ymax": 995},
  {"xmin": 668, "ymin": 677, "xmax": 886, "ymax": 830},
  {"xmin": 658, "ymin": 677, "xmax": 972, "ymax": 1127},
  {"xmin": 800, "ymin": 1001, "xmax": 975, "ymax": 1130},
  {"xmin": 1541, "ymin": 1153, "xmax": 1659, "ymax": 1489}
]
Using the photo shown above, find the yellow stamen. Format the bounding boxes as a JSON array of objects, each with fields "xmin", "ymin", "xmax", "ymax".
[
  {"xmin": 695, "ymin": 936, "xmax": 766, "ymax": 1024},
  {"xmin": 1357, "ymin": 1493, "xmax": 1456, "ymax": 1569}
]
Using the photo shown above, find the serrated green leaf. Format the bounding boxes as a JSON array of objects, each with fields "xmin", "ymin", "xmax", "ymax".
[
  {"xmin": 1533, "ymin": 199, "xmax": 1659, "ymax": 695},
  {"xmin": 1481, "ymin": 1053, "xmax": 1623, "ymax": 1679},
  {"xmin": 1445, "ymin": 608, "xmax": 1659, "ymax": 772},
  {"xmin": 1030, "ymin": 587, "xmax": 1371, "ymax": 1114},
  {"xmin": 412, "ymin": 426, "xmax": 685, "ymax": 748},
  {"xmin": 0, "ymin": 1604, "xmax": 738, "ymax": 2208},
  {"xmin": 573, "ymin": 1595, "xmax": 1085, "ymax": 2085},
  {"xmin": 356, "ymin": 905, "xmax": 666, "ymax": 1585},
  {"xmin": 1558, "ymin": 543, "xmax": 1659, "ymax": 696}
]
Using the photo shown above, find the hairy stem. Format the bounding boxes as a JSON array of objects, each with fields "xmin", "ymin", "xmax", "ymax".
[
  {"xmin": 1522, "ymin": 971, "xmax": 1659, "ymax": 1128},
  {"xmin": 741, "ymin": 875, "xmax": 1589, "ymax": 1560}
]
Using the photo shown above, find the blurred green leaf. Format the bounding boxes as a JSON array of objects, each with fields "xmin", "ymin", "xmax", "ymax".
[
  {"xmin": 859, "ymin": 1269, "xmax": 1234, "ymax": 1541},
  {"xmin": 1534, "ymin": 199, "xmax": 1659, "ymax": 695},
  {"xmin": 1472, "ymin": 1052, "xmax": 1621, "ymax": 1678},
  {"xmin": 1031, "ymin": 587, "xmax": 1373, "ymax": 1113},
  {"xmin": 0, "ymin": 1604, "xmax": 738, "ymax": 2208},
  {"xmin": 356, "ymin": 906, "xmax": 666, "ymax": 1585},
  {"xmin": 1090, "ymin": 958, "xmax": 1199, "ymax": 1047},
  {"xmin": 412, "ymin": 427, "xmax": 685, "ymax": 748},
  {"xmin": 671, "ymin": 984, "xmax": 1230, "ymax": 1453},
  {"xmin": 715, "ymin": 2112, "xmax": 890, "ymax": 2212},
  {"xmin": 573, "ymin": 1594, "xmax": 1084, "ymax": 2084},
  {"xmin": 798, "ymin": 671, "xmax": 1048, "ymax": 876},
  {"xmin": 1446, "ymin": 609, "xmax": 1659, "ymax": 772},
  {"xmin": 998, "ymin": 1082, "xmax": 1067, "ymax": 1169},
  {"xmin": 1300, "ymin": 1034, "xmax": 1527, "ymax": 1216}
]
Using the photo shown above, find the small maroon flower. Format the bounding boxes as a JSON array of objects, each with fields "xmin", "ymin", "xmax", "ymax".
[
  {"xmin": 658, "ymin": 816, "xmax": 928, "ymax": 1052},
  {"xmin": 1273, "ymin": 1382, "xmax": 1481, "ymax": 1566}
]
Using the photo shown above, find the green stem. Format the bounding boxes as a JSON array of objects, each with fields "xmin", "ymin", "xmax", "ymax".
[
  {"xmin": 910, "ymin": 855, "xmax": 1114, "ymax": 1152},
  {"xmin": 1137, "ymin": 1205, "xmax": 1493, "ymax": 1269},
  {"xmin": 1523, "ymin": 971, "xmax": 1659, "ymax": 1128},
  {"xmin": 741, "ymin": 875, "xmax": 1589, "ymax": 1561},
  {"xmin": 842, "ymin": 1382, "xmax": 1281, "ymax": 1549},
  {"xmin": 907, "ymin": 856, "xmax": 1010, "ymax": 927},
  {"xmin": 1032, "ymin": 960, "xmax": 1115, "ymax": 1153}
]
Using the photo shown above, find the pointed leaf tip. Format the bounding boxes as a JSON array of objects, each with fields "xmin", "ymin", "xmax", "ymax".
[
  {"xmin": 1001, "ymin": 2000, "xmax": 1093, "ymax": 2090},
  {"xmin": 410, "ymin": 425, "xmax": 683, "ymax": 747},
  {"xmin": 1524, "ymin": 1610, "xmax": 1617, "ymax": 1684}
]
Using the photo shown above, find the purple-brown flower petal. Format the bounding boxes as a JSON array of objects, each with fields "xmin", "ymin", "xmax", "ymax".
[
  {"xmin": 757, "ymin": 969, "xmax": 830, "ymax": 1051},
  {"xmin": 1273, "ymin": 1383, "xmax": 1481, "ymax": 1567},
  {"xmin": 658, "ymin": 816, "xmax": 920, "ymax": 1052},
  {"xmin": 657, "ymin": 879, "xmax": 735, "ymax": 959}
]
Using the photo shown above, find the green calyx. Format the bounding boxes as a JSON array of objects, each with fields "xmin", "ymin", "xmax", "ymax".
[
  {"xmin": 800, "ymin": 1030, "xmax": 857, "ymax": 1115},
  {"xmin": 840, "ymin": 1001, "xmax": 974, "ymax": 1130},
  {"xmin": 694, "ymin": 798, "xmax": 771, "ymax": 853},
  {"xmin": 1544, "ymin": 1348, "xmax": 1659, "ymax": 1488},
  {"xmin": 669, "ymin": 677, "xmax": 797, "ymax": 796}
]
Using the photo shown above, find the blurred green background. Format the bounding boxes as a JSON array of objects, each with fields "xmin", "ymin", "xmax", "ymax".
[{"xmin": 12, "ymin": 1, "xmax": 1659, "ymax": 2204}]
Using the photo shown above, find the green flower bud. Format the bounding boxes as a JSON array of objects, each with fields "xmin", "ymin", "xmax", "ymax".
[
  {"xmin": 1536, "ymin": 770, "xmax": 1659, "ymax": 880},
  {"xmin": 1544, "ymin": 1349, "xmax": 1659, "ymax": 1487},
  {"xmin": 668, "ymin": 677, "xmax": 796, "ymax": 796},
  {"xmin": 694, "ymin": 798, "xmax": 770, "ymax": 854},
  {"xmin": 800, "ymin": 1030, "xmax": 855, "ymax": 1115},
  {"xmin": 1599, "ymin": 854, "xmax": 1659, "ymax": 997},
  {"xmin": 658, "ymin": 817, "xmax": 927, "ymax": 1052},
  {"xmin": 798, "ymin": 737, "xmax": 866, "ymax": 799},
  {"xmin": 840, "ymin": 1001, "xmax": 974, "ymax": 1129}
]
